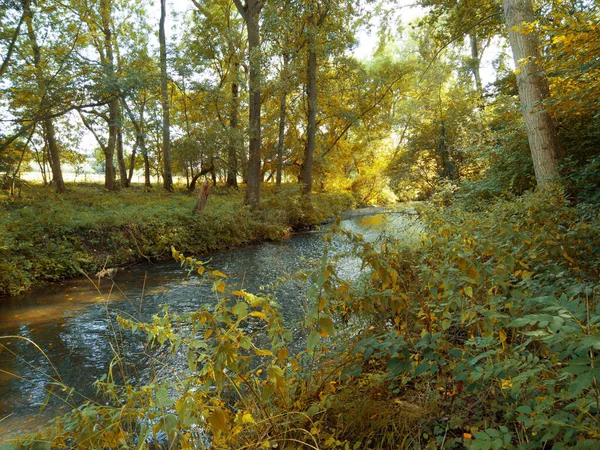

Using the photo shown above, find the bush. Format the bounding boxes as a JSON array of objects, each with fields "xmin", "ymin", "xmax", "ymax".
[{"xmin": 9, "ymin": 188, "xmax": 599, "ymax": 449}]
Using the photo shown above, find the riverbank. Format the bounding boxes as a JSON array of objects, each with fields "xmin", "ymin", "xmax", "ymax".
[{"xmin": 0, "ymin": 183, "xmax": 356, "ymax": 297}]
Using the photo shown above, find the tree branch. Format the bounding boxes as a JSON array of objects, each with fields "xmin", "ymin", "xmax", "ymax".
[
  {"xmin": 0, "ymin": 1, "xmax": 29, "ymax": 77},
  {"xmin": 321, "ymin": 74, "xmax": 406, "ymax": 158}
]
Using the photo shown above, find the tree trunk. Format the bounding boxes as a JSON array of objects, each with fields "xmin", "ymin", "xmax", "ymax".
[
  {"xmin": 194, "ymin": 181, "xmax": 211, "ymax": 214},
  {"xmin": 105, "ymin": 98, "xmax": 119, "ymax": 191},
  {"xmin": 0, "ymin": 1, "xmax": 28, "ymax": 77},
  {"xmin": 188, "ymin": 160, "xmax": 214, "ymax": 192},
  {"xmin": 160, "ymin": 0, "xmax": 173, "ymax": 191},
  {"xmin": 100, "ymin": 0, "xmax": 117, "ymax": 191},
  {"xmin": 276, "ymin": 53, "xmax": 289, "ymax": 188},
  {"xmin": 226, "ymin": 65, "xmax": 239, "ymax": 188},
  {"xmin": 469, "ymin": 33, "xmax": 483, "ymax": 93},
  {"xmin": 143, "ymin": 150, "xmax": 151, "ymax": 187},
  {"xmin": 44, "ymin": 120, "xmax": 65, "ymax": 192},
  {"xmin": 233, "ymin": 0, "xmax": 263, "ymax": 208},
  {"xmin": 122, "ymin": 98, "xmax": 150, "ymax": 187},
  {"xmin": 127, "ymin": 143, "xmax": 137, "ymax": 186},
  {"xmin": 301, "ymin": 40, "xmax": 318, "ymax": 199},
  {"xmin": 23, "ymin": 0, "xmax": 65, "ymax": 193},
  {"xmin": 245, "ymin": 14, "xmax": 261, "ymax": 207},
  {"xmin": 503, "ymin": 0, "xmax": 562, "ymax": 187},
  {"xmin": 116, "ymin": 115, "xmax": 128, "ymax": 187},
  {"xmin": 437, "ymin": 121, "xmax": 457, "ymax": 180}
]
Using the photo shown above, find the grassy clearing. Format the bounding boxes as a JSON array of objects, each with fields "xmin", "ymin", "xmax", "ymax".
[{"xmin": 0, "ymin": 183, "xmax": 355, "ymax": 297}]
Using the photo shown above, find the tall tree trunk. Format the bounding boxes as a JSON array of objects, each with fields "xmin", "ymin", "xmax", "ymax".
[
  {"xmin": 122, "ymin": 98, "xmax": 150, "ymax": 187},
  {"xmin": 44, "ymin": 120, "xmax": 65, "ymax": 192},
  {"xmin": 503, "ymin": 0, "xmax": 562, "ymax": 187},
  {"xmin": 437, "ymin": 121, "xmax": 457, "ymax": 180},
  {"xmin": 23, "ymin": 0, "xmax": 65, "ymax": 193},
  {"xmin": 105, "ymin": 98, "xmax": 119, "ymax": 191},
  {"xmin": 301, "ymin": 38, "xmax": 318, "ymax": 198},
  {"xmin": 100, "ymin": 0, "xmax": 117, "ymax": 191},
  {"xmin": 226, "ymin": 64, "xmax": 239, "ymax": 188},
  {"xmin": 159, "ymin": 0, "xmax": 173, "ymax": 191},
  {"xmin": 143, "ymin": 151, "xmax": 151, "ymax": 187},
  {"xmin": 116, "ymin": 112, "xmax": 128, "ymax": 187},
  {"xmin": 245, "ymin": 14, "xmax": 261, "ymax": 207},
  {"xmin": 127, "ymin": 144, "xmax": 137, "ymax": 185},
  {"xmin": 233, "ymin": 0, "xmax": 263, "ymax": 208},
  {"xmin": 469, "ymin": 33, "xmax": 483, "ymax": 93},
  {"xmin": 276, "ymin": 53, "xmax": 289, "ymax": 188}
]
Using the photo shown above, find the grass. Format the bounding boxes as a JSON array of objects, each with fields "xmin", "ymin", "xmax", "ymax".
[{"xmin": 0, "ymin": 182, "xmax": 356, "ymax": 297}]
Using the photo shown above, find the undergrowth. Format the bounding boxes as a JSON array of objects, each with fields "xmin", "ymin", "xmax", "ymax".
[
  {"xmin": 0, "ymin": 184, "xmax": 355, "ymax": 297},
  {"xmin": 4, "ymin": 188, "xmax": 600, "ymax": 449}
]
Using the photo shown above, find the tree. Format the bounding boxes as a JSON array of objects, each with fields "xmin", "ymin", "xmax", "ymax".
[
  {"xmin": 275, "ymin": 53, "xmax": 290, "ymax": 187},
  {"xmin": 22, "ymin": 0, "xmax": 65, "ymax": 193},
  {"xmin": 190, "ymin": 0, "xmax": 246, "ymax": 189},
  {"xmin": 232, "ymin": 0, "xmax": 264, "ymax": 208},
  {"xmin": 503, "ymin": 0, "xmax": 561, "ymax": 187},
  {"xmin": 159, "ymin": 0, "xmax": 173, "ymax": 191}
]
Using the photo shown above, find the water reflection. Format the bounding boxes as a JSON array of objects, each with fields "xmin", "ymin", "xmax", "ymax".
[{"xmin": 0, "ymin": 208, "xmax": 421, "ymax": 438}]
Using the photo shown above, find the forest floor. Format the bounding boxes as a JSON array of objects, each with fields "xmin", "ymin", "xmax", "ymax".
[{"xmin": 0, "ymin": 183, "xmax": 356, "ymax": 297}]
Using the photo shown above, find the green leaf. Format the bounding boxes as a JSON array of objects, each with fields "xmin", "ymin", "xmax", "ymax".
[
  {"xmin": 486, "ymin": 428, "xmax": 500, "ymax": 438},
  {"xmin": 261, "ymin": 382, "xmax": 275, "ymax": 402},
  {"xmin": 239, "ymin": 335, "xmax": 252, "ymax": 350},
  {"xmin": 307, "ymin": 330, "xmax": 320, "ymax": 352},
  {"xmin": 232, "ymin": 301, "xmax": 248, "ymax": 318},
  {"xmin": 516, "ymin": 405, "xmax": 532, "ymax": 414},
  {"xmin": 414, "ymin": 362, "xmax": 429, "ymax": 376},
  {"xmin": 187, "ymin": 349, "xmax": 197, "ymax": 372},
  {"xmin": 473, "ymin": 431, "xmax": 490, "ymax": 441},
  {"xmin": 491, "ymin": 438, "xmax": 504, "ymax": 450},
  {"xmin": 156, "ymin": 386, "xmax": 174, "ymax": 408},
  {"xmin": 1, "ymin": 444, "xmax": 18, "ymax": 450},
  {"xmin": 571, "ymin": 371, "xmax": 594, "ymax": 394}
]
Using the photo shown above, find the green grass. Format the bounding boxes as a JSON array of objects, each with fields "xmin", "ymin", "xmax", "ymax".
[{"xmin": 0, "ymin": 182, "xmax": 356, "ymax": 296}]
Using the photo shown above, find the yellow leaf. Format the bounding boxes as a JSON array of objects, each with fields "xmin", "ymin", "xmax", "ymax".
[
  {"xmin": 204, "ymin": 329, "xmax": 213, "ymax": 340},
  {"xmin": 499, "ymin": 329, "xmax": 507, "ymax": 343},
  {"xmin": 249, "ymin": 311, "xmax": 267, "ymax": 320},
  {"xmin": 467, "ymin": 266, "xmax": 479, "ymax": 281},
  {"xmin": 213, "ymin": 270, "xmax": 228, "ymax": 278},
  {"xmin": 464, "ymin": 286, "xmax": 473, "ymax": 298},
  {"xmin": 255, "ymin": 349, "xmax": 274, "ymax": 357},
  {"xmin": 232, "ymin": 290, "xmax": 245, "ymax": 297},
  {"xmin": 209, "ymin": 408, "xmax": 228, "ymax": 431},
  {"xmin": 277, "ymin": 348, "xmax": 289, "ymax": 364},
  {"xmin": 197, "ymin": 267, "xmax": 205, "ymax": 275},
  {"xmin": 216, "ymin": 281, "xmax": 225, "ymax": 293},
  {"xmin": 463, "ymin": 433, "xmax": 472, "ymax": 439},
  {"xmin": 241, "ymin": 413, "xmax": 255, "ymax": 424}
]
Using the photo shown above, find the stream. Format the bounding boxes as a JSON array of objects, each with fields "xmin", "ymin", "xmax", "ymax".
[{"xmin": 0, "ymin": 208, "xmax": 421, "ymax": 438}]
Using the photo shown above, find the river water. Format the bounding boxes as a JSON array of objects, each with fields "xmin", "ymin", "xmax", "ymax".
[{"xmin": 0, "ymin": 208, "xmax": 421, "ymax": 438}]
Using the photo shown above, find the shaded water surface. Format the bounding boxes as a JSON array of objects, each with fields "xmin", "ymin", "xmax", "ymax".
[{"xmin": 0, "ymin": 209, "xmax": 420, "ymax": 437}]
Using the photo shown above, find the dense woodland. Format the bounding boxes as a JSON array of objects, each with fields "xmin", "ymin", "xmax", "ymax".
[{"xmin": 1, "ymin": 0, "xmax": 600, "ymax": 448}]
